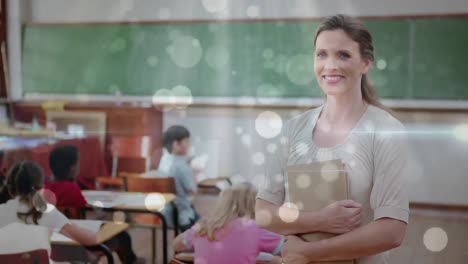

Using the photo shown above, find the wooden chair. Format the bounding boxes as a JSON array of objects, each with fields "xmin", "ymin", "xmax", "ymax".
[
  {"xmin": 0, "ymin": 223, "xmax": 50, "ymax": 264},
  {"xmin": 122, "ymin": 175, "xmax": 177, "ymax": 226},
  {"xmin": 123, "ymin": 175, "xmax": 176, "ymax": 193},
  {"xmin": 0, "ymin": 249, "xmax": 49, "ymax": 264},
  {"xmin": 122, "ymin": 175, "xmax": 177, "ymax": 263},
  {"xmin": 96, "ymin": 136, "xmax": 155, "ymax": 189}
]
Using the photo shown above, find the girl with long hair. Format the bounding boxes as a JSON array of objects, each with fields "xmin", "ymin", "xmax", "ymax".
[
  {"xmin": 0, "ymin": 161, "xmax": 98, "ymax": 246},
  {"xmin": 174, "ymin": 182, "xmax": 283, "ymax": 264}
]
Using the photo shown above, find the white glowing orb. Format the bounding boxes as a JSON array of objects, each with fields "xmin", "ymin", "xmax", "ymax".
[
  {"xmin": 172, "ymin": 85, "xmax": 193, "ymax": 108},
  {"xmin": 321, "ymin": 162, "xmax": 340, "ymax": 182},
  {"xmin": 453, "ymin": 125, "xmax": 468, "ymax": 142},
  {"xmin": 144, "ymin": 193, "xmax": 166, "ymax": 211},
  {"xmin": 296, "ymin": 173, "xmax": 311, "ymax": 189},
  {"xmin": 40, "ymin": 189, "xmax": 57, "ymax": 206},
  {"xmin": 278, "ymin": 203, "xmax": 299, "ymax": 223},
  {"xmin": 255, "ymin": 111, "xmax": 283, "ymax": 139},
  {"xmin": 167, "ymin": 36, "xmax": 203, "ymax": 68},
  {"xmin": 377, "ymin": 59, "xmax": 387, "ymax": 70},
  {"xmin": 267, "ymin": 143, "xmax": 277, "ymax": 154},
  {"xmin": 152, "ymin": 89, "xmax": 173, "ymax": 105},
  {"xmin": 252, "ymin": 152, "xmax": 266, "ymax": 165},
  {"xmin": 241, "ymin": 134, "xmax": 252, "ymax": 146},
  {"xmin": 423, "ymin": 227, "xmax": 448, "ymax": 252}
]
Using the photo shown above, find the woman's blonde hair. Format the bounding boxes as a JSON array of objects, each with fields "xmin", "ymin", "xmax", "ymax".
[{"xmin": 196, "ymin": 182, "xmax": 257, "ymax": 240}]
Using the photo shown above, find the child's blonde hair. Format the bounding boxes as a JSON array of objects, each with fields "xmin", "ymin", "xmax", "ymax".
[{"xmin": 196, "ymin": 182, "xmax": 257, "ymax": 240}]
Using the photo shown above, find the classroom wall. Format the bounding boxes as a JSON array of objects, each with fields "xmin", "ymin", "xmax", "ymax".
[
  {"xmin": 10, "ymin": 0, "xmax": 468, "ymax": 205},
  {"xmin": 23, "ymin": 0, "xmax": 468, "ymax": 22}
]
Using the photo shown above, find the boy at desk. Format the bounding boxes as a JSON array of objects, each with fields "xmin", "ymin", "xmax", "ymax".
[
  {"xmin": 151, "ymin": 125, "xmax": 199, "ymax": 232},
  {"xmin": 45, "ymin": 144, "xmax": 144, "ymax": 264}
]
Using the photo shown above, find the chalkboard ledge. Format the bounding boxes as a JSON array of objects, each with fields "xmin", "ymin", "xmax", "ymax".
[{"xmin": 22, "ymin": 93, "xmax": 468, "ymax": 111}]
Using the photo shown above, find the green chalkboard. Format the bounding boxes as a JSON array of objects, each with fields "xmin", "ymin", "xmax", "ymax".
[{"xmin": 22, "ymin": 17, "xmax": 468, "ymax": 100}]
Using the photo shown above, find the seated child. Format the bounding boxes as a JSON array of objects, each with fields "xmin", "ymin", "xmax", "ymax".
[
  {"xmin": 155, "ymin": 125, "xmax": 199, "ymax": 231},
  {"xmin": 45, "ymin": 144, "xmax": 143, "ymax": 264},
  {"xmin": 173, "ymin": 182, "xmax": 283, "ymax": 264},
  {"xmin": 0, "ymin": 161, "xmax": 98, "ymax": 247},
  {"xmin": 45, "ymin": 144, "xmax": 86, "ymax": 208}
]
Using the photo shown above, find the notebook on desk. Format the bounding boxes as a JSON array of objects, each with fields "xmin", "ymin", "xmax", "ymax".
[{"xmin": 287, "ymin": 159, "xmax": 354, "ymax": 264}]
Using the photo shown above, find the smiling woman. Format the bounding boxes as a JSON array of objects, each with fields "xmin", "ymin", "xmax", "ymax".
[
  {"xmin": 256, "ymin": 15, "xmax": 412, "ymax": 264},
  {"xmin": 313, "ymin": 15, "xmax": 389, "ymax": 113}
]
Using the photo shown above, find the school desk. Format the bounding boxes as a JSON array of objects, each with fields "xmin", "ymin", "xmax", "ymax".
[
  {"xmin": 82, "ymin": 190, "xmax": 177, "ymax": 264},
  {"xmin": 51, "ymin": 221, "xmax": 129, "ymax": 264}
]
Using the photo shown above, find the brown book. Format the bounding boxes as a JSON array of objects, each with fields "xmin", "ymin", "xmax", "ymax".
[{"xmin": 287, "ymin": 159, "xmax": 355, "ymax": 264}]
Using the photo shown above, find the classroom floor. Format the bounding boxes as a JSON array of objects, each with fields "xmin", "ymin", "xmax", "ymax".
[{"xmin": 92, "ymin": 193, "xmax": 468, "ymax": 264}]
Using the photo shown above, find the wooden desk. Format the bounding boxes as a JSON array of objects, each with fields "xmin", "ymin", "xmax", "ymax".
[
  {"xmin": 51, "ymin": 221, "xmax": 129, "ymax": 264},
  {"xmin": 107, "ymin": 171, "xmax": 231, "ymax": 191},
  {"xmin": 174, "ymin": 252, "xmax": 282, "ymax": 264},
  {"xmin": 98, "ymin": 173, "xmax": 232, "ymax": 193},
  {"xmin": 51, "ymin": 222, "xmax": 129, "ymax": 246},
  {"xmin": 82, "ymin": 191, "xmax": 177, "ymax": 264}
]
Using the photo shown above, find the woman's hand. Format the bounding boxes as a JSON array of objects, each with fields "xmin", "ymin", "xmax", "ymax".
[
  {"xmin": 319, "ymin": 200, "xmax": 362, "ymax": 234},
  {"xmin": 281, "ymin": 235, "xmax": 309, "ymax": 264}
]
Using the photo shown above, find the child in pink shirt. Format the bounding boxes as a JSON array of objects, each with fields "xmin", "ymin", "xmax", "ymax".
[{"xmin": 173, "ymin": 182, "xmax": 283, "ymax": 264}]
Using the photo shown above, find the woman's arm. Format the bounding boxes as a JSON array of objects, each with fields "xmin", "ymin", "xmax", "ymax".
[
  {"xmin": 60, "ymin": 223, "xmax": 99, "ymax": 246},
  {"xmin": 255, "ymin": 198, "xmax": 362, "ymax": 236},
  {"xmin": 282, "ymin": 218, "xmax": 406, "ymax": 262}
]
